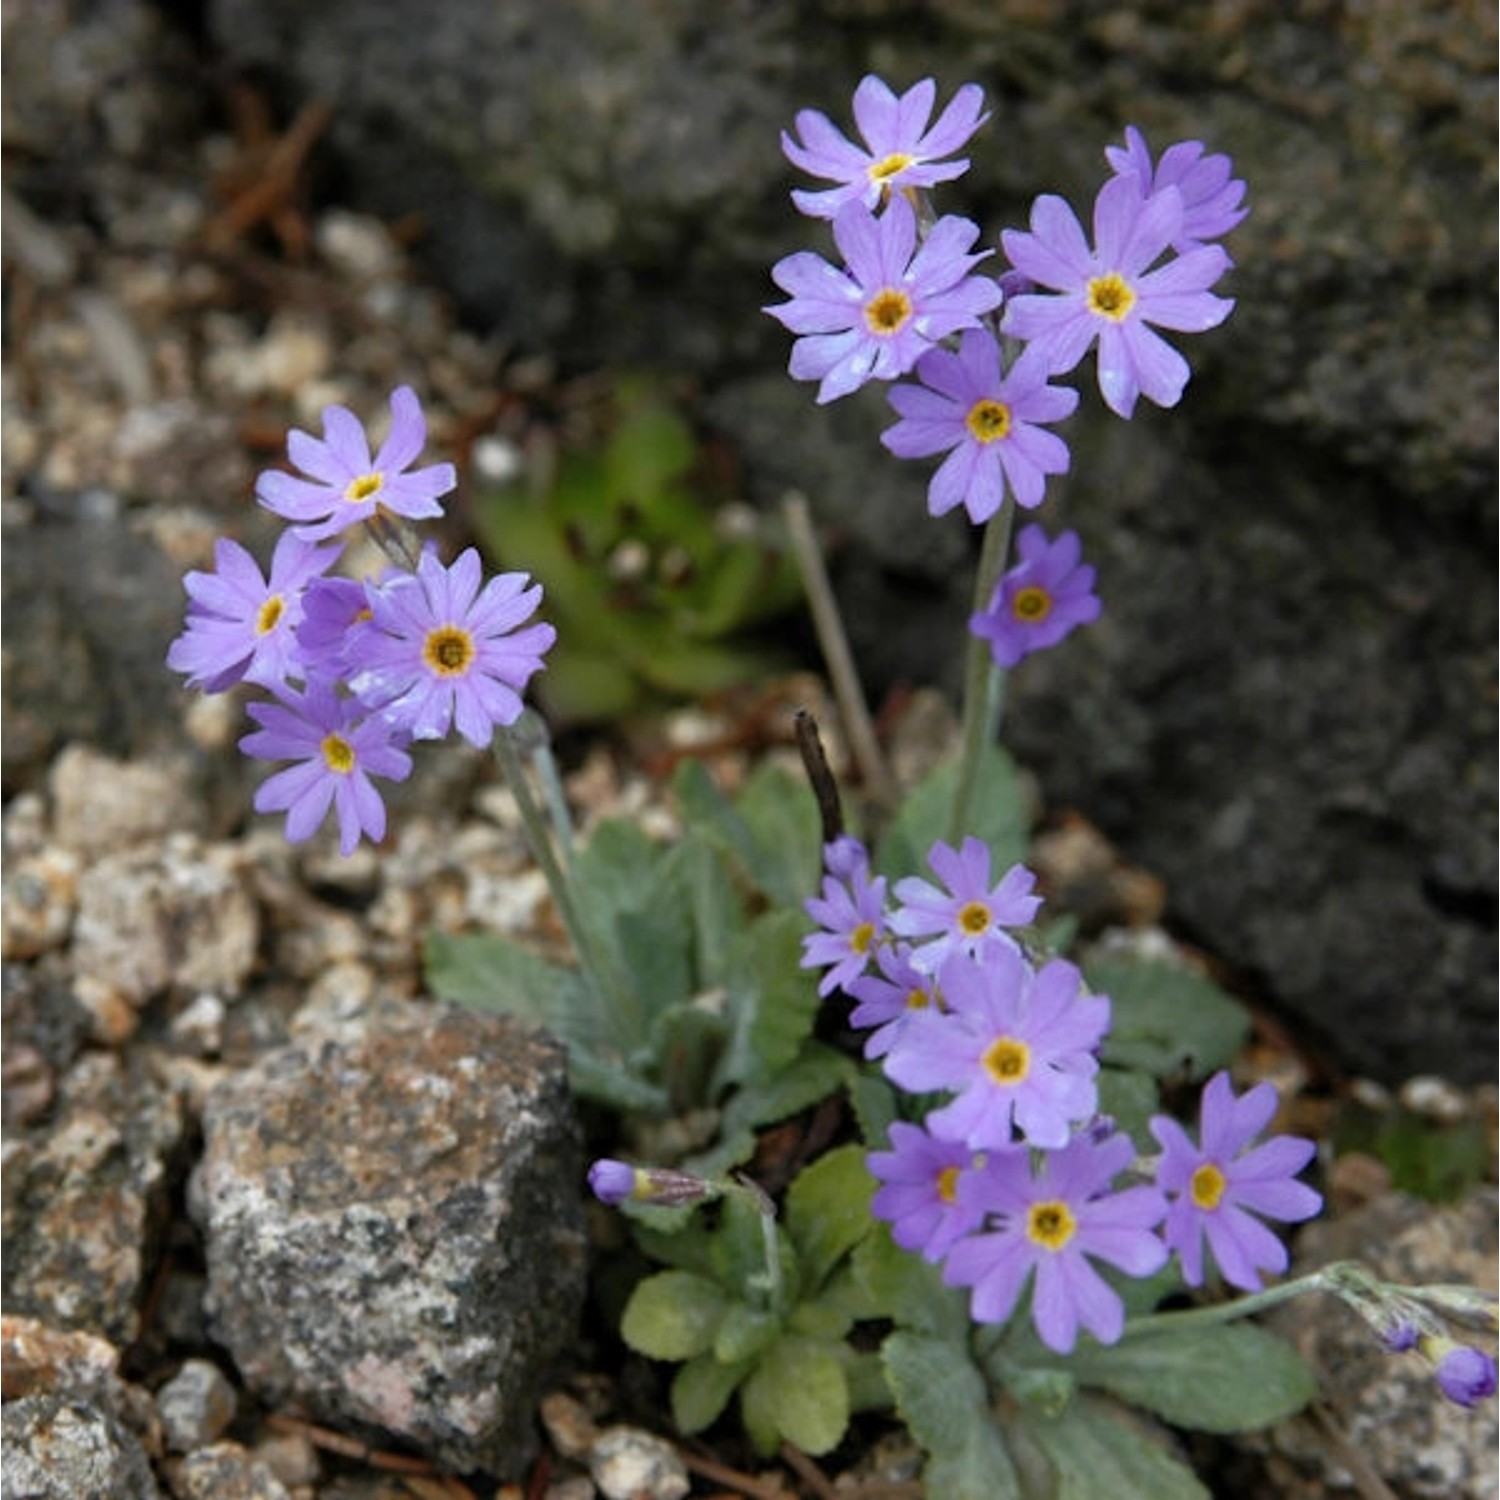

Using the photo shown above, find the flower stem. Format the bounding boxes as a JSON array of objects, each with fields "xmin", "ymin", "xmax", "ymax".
[
  {"xmin": 491, "ymin": 724, "xmax": 640, "ymax": 1045},
  {"xmin": 946, "ymin": 503, "xmax": 1015, "ymax": 844},
  {"xmin": 1118, "ymin": 1266, "xmax": 1344, "ymax": 1341}
]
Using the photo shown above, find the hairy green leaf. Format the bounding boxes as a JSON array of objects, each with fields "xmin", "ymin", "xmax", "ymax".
[
  {"xmin": 882, "ymin": 1331, "xmax": 1021, "ymax": 1500},
  {"xmin": 1061, "ymin": 1321, "xmax": 1318, "ymax": 1434},
  {"xmin": 671, "ymin": 1351, "xmax": 755, "ymax": 1435},
  {"xmin": 1087, "ymin": 957, "xmax": 1250, "ymax": 1083},
  {"xmin": 1025, "ymin": 1395, "xmax": 1211, "ymax": 1500}
]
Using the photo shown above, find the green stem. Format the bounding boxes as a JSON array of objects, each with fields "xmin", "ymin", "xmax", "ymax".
[
  {"xmin": 1118, "ymin": 1265, "xmax": 1344, "ymax": 1341},
  {"xmin": 946, "ymin": 503, "xmax": 1015, "ymax": 844},
  {"xmin": 491, "ymin": 725, "xmax": 640, "ymax": 1044}
]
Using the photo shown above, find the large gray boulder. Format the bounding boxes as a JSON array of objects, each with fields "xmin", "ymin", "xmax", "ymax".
[{"xmin": 201, "ymin": 0, "xmax": 1495, "ymax": 1083}]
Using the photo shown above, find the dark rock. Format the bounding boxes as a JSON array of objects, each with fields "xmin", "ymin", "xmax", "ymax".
[
  {"xmin": 1, "ymin": 1394, "xmax": 162, "ymax": 1500},
  {"xmin": 0, "ymin": 510, "xmax": 192, "ymax": 796},
  {"xmin": 189, "ymin": 998, "xmax": 588, "ymax": 1477},
  {"xmin": 202, "ymin": 0, "xmax": 1496, "ymax": 1083},
  {"xmin": 1, "ymin": 1053, "xmax": 187, "ymax": 1347}
]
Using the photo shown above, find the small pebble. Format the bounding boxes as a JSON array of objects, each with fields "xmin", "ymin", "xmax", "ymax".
[
  {"xmin": 588, "ymin": 1425, "xmax": 690, "ymax": 1500},
  {"xmin": 155, "ymin": 1357, "xmax": 238, "ymax": 1452}
]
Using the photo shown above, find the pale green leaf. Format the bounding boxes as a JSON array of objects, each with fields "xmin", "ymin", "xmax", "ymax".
[
  {"xmin": 852, "ymin": 1224, "xmax": 971, "ymax": 1342},
  {"xmin": 671, "ymin": 1351, "xmax": 754, "ymax": 1435},
  {"xmin": 785, "ymin": 1143, "xmax": 875, "ymax": 1292},
  {"xmin": 1025, "ymin": 1395, "xmax": 1211, "ymax": 1500},
  {"xmin": 740, "ymin": 1337, "xmax": 849, "ymax": 1456},
  {"xmin": 620, "ymin": 1271, "xmax": 729, "ymax": 1361},
  {"xmin": 875, "ymin": 745, "xmax": 1030, "ymax": 882},
  {"xmin": 713, "ymin": 1303, "xmax": 780, "ymax": 1364}
]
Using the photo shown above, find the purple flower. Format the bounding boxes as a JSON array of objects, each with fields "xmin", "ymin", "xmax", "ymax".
[
  {"xmin": 781, "ymin": 74, "xmax": 989, "ymax": 220},
  {"xmin": 1150, "ymin": 1070, "xmax": 1322, "ymax": 1292},
  {"xmin": 588, "ymin": 1159, "xmax": 638, "ymax": 1205},
  {"xmin": 765, "ymin": 195, "xmax": 1002, "ymax": 403},
  {"xmin": 1430, "ymin": 1343, "xmax": 1498, "ymax": 1408},
  {"xmin": 239, "ymin": 679, "xmax": 413, "ymax": 856},
  {"xmin": 167, "ymin": 532, "xmax": 342, "ymax": 693},
  {"xmin": 868, "ymin": 1121, "xmax": 989, "ymax": 1262},
  {"xmin": 944, "ymin": 1130, "xmax": 1168, "ymax": 1353},
  {"xmin": 882, "ymin": 334, "xmax": 1078, "ymax": 522},
  {"xmin": 256, "ymin": 385, "xmax": 457, "ymax": 543},
  {"xmin": 1105, "ymin": 126, "xmax": 1248, "ymax": 252},
  {"xmin": 802, "ymin": 851, "xmax": 890, "ymax": 998},
  {"xmin": 882, "ymin": 946, "xmax": 1109, "ymax": 1150},
  {"xmin": 588, "ymin": 1159, "xmax": 717, "ymax": 1208},
  {"xmin": 889, "ymin": 835, "xmax": 1041, "ymax": 971},
  {"xmin": 968, "ymin": 524, "xmax": 1102, "ymax": 670},
  {"xmin": 1000, "ymin": 175, "xmax": 1234, "ymax": 418},
  {"xmin": 846, "ymin": 941, "xmax": 942, "ymax": 1059},
  {"xmin": 294, "ymin": 574, "xmax": 374, "ymax": 679},
  {"xmin": 348, "ymin": 547, "xmax": 556, "ymax": 748}
]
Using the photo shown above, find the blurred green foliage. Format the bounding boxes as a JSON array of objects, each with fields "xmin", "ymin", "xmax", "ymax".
[
  {"xmin": 1334, "ymin": 1103, "xmax": 1491, "ymax": 1203},
  {"xmin": 473, "ymin": 377, "xmax": 803, "ymax": 723}
]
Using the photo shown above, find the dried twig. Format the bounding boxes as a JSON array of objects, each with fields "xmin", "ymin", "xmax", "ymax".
[
  {"xmin": 780, "ymin": 490, "xmax": 896, "ymax": 809},
  {"xmin": 779, "ymin": 1442, "xmax": 839, "ymax": 1500},
  {"xmin": 677, "ymin": 1445, "xmax": 791, "ymax": 1500}
]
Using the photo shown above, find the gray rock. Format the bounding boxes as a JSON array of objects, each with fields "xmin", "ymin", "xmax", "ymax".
[
  {"xmin": 2, "ymin": 1053, "xmax": 186, "ymax": 1346},
  {"xmin": 589, "ymin": 1425, "xmax": 691, "ymax": 1500},
  {"xmin": 202, "ymin": 0, "xmax": 1496, "ymax": 1083},
  {"xmin": 190, "ymin": 998, "xmax": 588, "ymax": 1476},
  {"xmin": 165, "ymin": 1443, "xmax": 291, "ymax": 1500},
  {"xmin": 154, "ymin": 1359, "xmax": 237, "ymax": 1454},
  {"xmin": 1, "ymin": 1394, "xmax": 161, "ymax": 1500}
]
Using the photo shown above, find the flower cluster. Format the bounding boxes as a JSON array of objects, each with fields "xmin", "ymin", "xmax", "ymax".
[
  {"xmin": 167, "ymin": 386, "xmax": 555, "ymax": 854},
  {"xmin": 802, "ymin": 834, "xmax": 1322, "ymax": 1354}
]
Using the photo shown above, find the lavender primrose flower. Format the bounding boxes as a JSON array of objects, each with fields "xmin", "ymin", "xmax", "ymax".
[
  {"xmin": 1150, "ymin": 1070, "xmax": 1322, "ymax": 1292},
  {"xmin": 781, "ymin": 74, "xmax": 989, "ymax": 220},
  {"xmin": 166, "ymin": 532, "xmax": 342, "ymax": 693},
  {"xmin": 846, "ymin": 941, "xmax": 942, "ymax": 1059},
  {"xmin": 968, "ymin": 524, "xmax": 1101, "ymax": 669},
  {"xmin": 1105, "ymin": 125, "xmax": 1248, "ymax": 252},
  {"xmin": 1429, "ymin": 1341, "xmax": 1499, "ymax": 1408},
  {"xmin": 349, "ymin": 546, "xmax": 555, "ymax": 748},
  {"xmin": 765, "ymin": 194, "xmax": 1002, "ymax": 404},
  {"xmin": 256, "ymin": 385, "xmax": 457, "ymax": 543},
  {"xmin": 1000, "ymin": 174, "xmax": 1234, "ymax": 418},
  {"xmin": 587, "ymin": 1160, "xmax": 718, "ymax": 1209},
  {"xmin": 882, "ymin": 334, "xmax": 1078, "ymax": 522},
  {"xmin": 801, "ymin": 853, "xmax": 890, "ymax": 997},
  {"xmin": 294, "ymin": 574, "xmax": 374, "ymax": 678},
  {"xmin": 239, "ymin": 679, "xmax": 412, "ymax": 856},
  {"xmin": 882, "ymin": 945, "xmax": 1109, "ymax": 1150},
  {"xmin": 889, "ymin": 835, "xmax": 1040, "ymax": 971},
  {"xmin": 868, "ymin": 1121, "xmax": 990, "ymax": 1262},
  {"xmin": 944, "ymin": 1130, "xmax": 1168, "ymax": 1353}
]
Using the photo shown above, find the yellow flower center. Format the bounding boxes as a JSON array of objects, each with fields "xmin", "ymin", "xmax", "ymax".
[
  {"xmin": 1190, "ymin": 1163, "xmax": 1227, "ymax": 1211},
  {"xmin": 255, "ymin": 595, "xmax": 285, "ymax": 635},
  {"xmin": 423, "ymin": 625, "xmax": 476, "ymax": 677},
  {"xmin": 850, "ymin": 921, "xmax": 876, "ymax": 955},
  {"xmin": 321, "ymin": 733, "xmax": 355, "ymax": 775},
  {"xmin": 1087, "ymin": 272, "xmax": 1136, "ymax": 322},
  {"xmin": 982, "ymin": 1036, "xmax": 1031, "ymax": 1087},
  {"xmin": 344, "ymin": 472, "xmax": 385, "ymax": 504},
  {"xmin": 965, "ymin": 399, "xmax": 1013, "ymax": 444},
  {"xmin": 1027, "ymin": 1200, "xmax": 1077, "ymax": 1251},
  {"xmin": 868, "ymin": 152, "xmax": 916, "ymax": 184},
  {"xmin": 935, "ymin": 1165, "xmax": 960, "ymax": 1204},
  {"xmin": 957, "ymin": 900, "xmax": 991, "ymax": 936},
  {"xmin": 1012, "ymin": 585, "xmax": 1052, "ymax": 623},
  {"xmin": 904, "ymin": 987, "xmax": 930, "ymax": 1011},
  {"xmin": 864, "ymin": 287, "xmax": 914, "ymax": 336}
]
